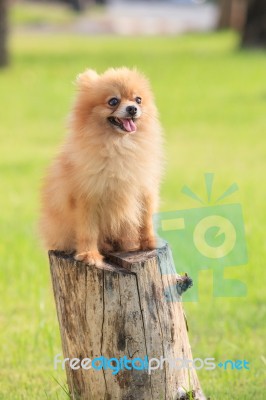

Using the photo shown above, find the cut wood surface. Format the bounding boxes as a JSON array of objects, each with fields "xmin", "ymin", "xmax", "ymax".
[{"xmin": 49, "ymin": 244, "xmax": 206, "ymax": 400}]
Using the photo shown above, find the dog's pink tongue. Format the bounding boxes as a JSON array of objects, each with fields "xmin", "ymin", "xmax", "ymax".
[{"xmin": 121, "ymin": 118, "xmax": 136, "ymax": 133}]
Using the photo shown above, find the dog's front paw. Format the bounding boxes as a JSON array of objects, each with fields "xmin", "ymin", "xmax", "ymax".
[
  {"xmin": 140, "ymin": 236, "xmax": 157, "ymax": 251},
  {"xmin": 75, "ymin": 250, "xmax": 104, "ymax": 267}
]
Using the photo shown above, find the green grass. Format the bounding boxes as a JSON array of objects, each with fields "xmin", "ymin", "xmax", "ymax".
[
  {"xmin": 0, "ymin": 30, "xmax": 266, "ymax": 399},
  {"xmin": 10, "ymin": 3, "xmax": 74, "ymax": 26},
  {"xmin": 10, "ymin": 1, "xmax": 104, "ymax": 28}
]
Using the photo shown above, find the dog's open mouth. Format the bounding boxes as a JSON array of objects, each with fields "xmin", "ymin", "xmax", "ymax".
[{"xmin": 108, "ymin": 117, "xmax": 137, "ymax": 133}]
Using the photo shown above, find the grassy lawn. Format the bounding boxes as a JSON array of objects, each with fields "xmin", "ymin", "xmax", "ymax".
[
  {"xmin": 10, "ymin": 1, "xmax": 104, "ymax": 28},
  {"xmin": 0, "ymin": 30, "xmax": 266, "ymax": 399}
]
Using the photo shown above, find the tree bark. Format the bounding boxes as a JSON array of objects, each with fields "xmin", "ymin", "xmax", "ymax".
[
  {"xmin": 68, "ymin": 0, "xmax": 95, "ymax": 12},
  {"xmin": 218, "ymin": 0, "xmax": 233, "ymax": 29},
  {"xmin": 0, "ymin": 0, "xmax": 8, "ymax": 67},
  {"xmin": 218, "ymin": 0, "xmax": 248, "ymax": 31},
  {"xmin": 242, "ymin": 0, "xmax": 266, "ymax": 47},
  {"xmin": 49, "ymin": 245, "xmax": 206, "ymax": 400}
]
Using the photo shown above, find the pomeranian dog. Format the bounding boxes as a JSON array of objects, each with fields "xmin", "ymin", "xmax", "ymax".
[{"xmin": 39, "ymin": 67, "xmax": 163, "ymax": 266}]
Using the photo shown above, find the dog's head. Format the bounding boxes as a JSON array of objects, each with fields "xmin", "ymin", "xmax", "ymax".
[{"xmin": 73, "ymin": 67, "xmax": 156, "ymax": 136}]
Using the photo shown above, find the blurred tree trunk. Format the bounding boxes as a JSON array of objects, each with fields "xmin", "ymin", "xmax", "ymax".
[
  {"xmin": 0, "ymin": 0, "xmax": 8, "ymax": 67},
  {"xmin": 218, "ymin": 0, "xmax": 247, "ymax": 31},
  {"xmin": 242, "ymin": 0, "xmax": 266, "ymax": 47},
  {"xmin": 69, "ymin": 0, "xmax": 86, "ymax": 12},
  {"xmin": 69, "ymin": 0, "xmax": 101, "ymax": 12},
  {"xmin": 218, "ymin": 0, "xmax": 232, "ymax": 28}
]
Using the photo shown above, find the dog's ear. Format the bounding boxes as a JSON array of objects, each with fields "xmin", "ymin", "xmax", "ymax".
[{"xmin": 76, "ymin": 69, "xmax": 98, "ymax": 87}]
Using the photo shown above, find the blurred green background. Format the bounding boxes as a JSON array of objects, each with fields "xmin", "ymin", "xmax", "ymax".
[{"xmin": 0, "ymin": 1, "xmax": 266, "ymax": 399}]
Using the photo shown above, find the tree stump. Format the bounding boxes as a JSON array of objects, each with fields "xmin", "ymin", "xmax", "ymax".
[{"xmin": 49, "ymin": 244, "xmax": 206, "ymax": 400}]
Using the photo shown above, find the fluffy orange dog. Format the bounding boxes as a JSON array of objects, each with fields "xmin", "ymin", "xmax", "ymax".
[{"xmin": 39, "ymin": 67, "xmax": 163, "ymax": 266}]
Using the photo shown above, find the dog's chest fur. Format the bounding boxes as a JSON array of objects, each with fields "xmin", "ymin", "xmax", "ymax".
[
  {"xmin": 75, "ymin": 138, "xmax": 145, "ymax": 233},
  {"xmin": 76, "ymin": 136, "xmax": 147, "ymax": 196}
]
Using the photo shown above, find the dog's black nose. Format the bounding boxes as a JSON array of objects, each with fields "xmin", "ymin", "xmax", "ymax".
[{"xmin": 126, "ymin": 106, "xmax": 137, "ymax": 116}]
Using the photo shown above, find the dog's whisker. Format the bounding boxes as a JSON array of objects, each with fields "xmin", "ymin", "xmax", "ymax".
[{"xmin": 141, "ymin": 111, "xmax": 158, "ymax": 122}]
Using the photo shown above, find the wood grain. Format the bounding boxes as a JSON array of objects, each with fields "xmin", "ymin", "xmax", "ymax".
[{"xmin": 49, "ymin": 244, "xmax": 205, "ymax": 400}]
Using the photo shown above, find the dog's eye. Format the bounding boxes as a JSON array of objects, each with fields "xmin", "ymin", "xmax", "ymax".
[
  {"xmin": 108, "ymin": 97, "xmax": 119, "ymax": 107},
  {"xmin": 135, "ymin": 97, "xmax": 142, "ymax": 104}
]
